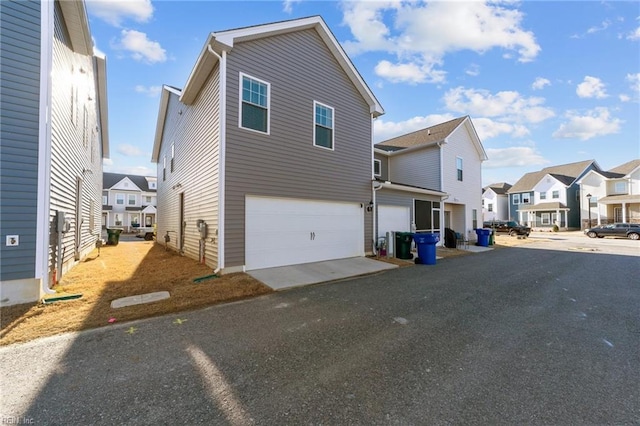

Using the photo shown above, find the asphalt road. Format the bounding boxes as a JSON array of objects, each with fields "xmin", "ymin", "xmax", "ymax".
[{"xmin": 1, "ymin": 240, "xmax": 638, "ymax": 425}]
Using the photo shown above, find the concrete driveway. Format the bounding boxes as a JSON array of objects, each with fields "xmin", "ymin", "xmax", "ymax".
[{"xmin": 1, "ymin": 242, "xmax": 638, "ymax": 424}]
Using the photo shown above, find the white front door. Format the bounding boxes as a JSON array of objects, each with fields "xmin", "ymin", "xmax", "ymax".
[
  {"xmin": 245, "ymin": 196, "xmax": 364, "ymax": 270},
  {"xmin": 378, "ymin": 205, "xmax": 411, "ymax": 238}
]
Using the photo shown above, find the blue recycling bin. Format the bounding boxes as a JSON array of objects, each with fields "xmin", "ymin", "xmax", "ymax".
[
  {"xmin": 413, "ymin": 232, "xmax": 439, "ymax": 265},
  {"xmin": 475, "ymin": 228, "xmax": 491, "ymax": 247}
]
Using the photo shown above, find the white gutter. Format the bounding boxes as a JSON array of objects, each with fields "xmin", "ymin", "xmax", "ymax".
[
  {"xmin": 378, "ymin": 181, "xmax": 448, "ymax": 198},
  {"xmin": 207, "ymin": 45, "xmax": 226, "ymax": 274},
  {"xmin": 37, "ymin": 0, "xmax": 56, "ymax": 296}
]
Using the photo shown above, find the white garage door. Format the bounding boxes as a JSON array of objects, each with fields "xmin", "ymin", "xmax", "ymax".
[
  {"xmin": 378, "ymin": 205, "xmax": 411, "ymax": 238},
  {"xmin": 245, "ymin": 196, "xmax": 364, "ymax": 270}
]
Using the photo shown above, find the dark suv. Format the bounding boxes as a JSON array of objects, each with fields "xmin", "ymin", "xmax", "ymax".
[
  {"xmin": 483, "ymin": 220, "xmax": 531, "ymax": 237},
  {"xmin": 585, "ymin": 223, "xmax": 640, "ymax": 240}
]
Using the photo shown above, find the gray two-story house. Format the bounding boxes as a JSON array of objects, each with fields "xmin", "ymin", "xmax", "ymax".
[
  {"xmin": 508, "ymin": 160, "xmax": 600, "ymax": 230},
  {"xmin": 152, "ymin": 16, "xmax": 383, "ymax": 273},
  {"xmin": 1, "ymin": 0, "xmax": 109, "ymax": 306},
  {"xmin": 374, "ymin": 116, "xmax": 487, "ymax": 245}
]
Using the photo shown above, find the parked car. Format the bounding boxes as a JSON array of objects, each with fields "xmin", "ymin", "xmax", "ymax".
[
  {"xmin": 483, "ymin": 220, "xmax": 531, "ymax": 236},
  {"xmin": 584, "ymin": 223, "xmax": 640, "ymax": 240},
  {"xmin": 135, "ymin": 225, "xmax": 156, "ymax": 241}
]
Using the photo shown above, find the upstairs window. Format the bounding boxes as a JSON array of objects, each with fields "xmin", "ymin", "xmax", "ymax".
[
  {"xmin": 240, "ymin": 73, "xmax": 269, "ymax": 134},
  {"xmin": 314, "ymin": 101, "xmax": 334, "ymax": 150},
  {"xmin": 163, "ymin": 156, "xmax": 166, "ymax": 181},
  {"xmin": 522, "ymin": 193, "xmax": 531, "ymax": 204},
  {"xmin": 374, "ymin": 159, "xmax": 381, "ymax": 177},
  {"xmin": 456, "ymin": 157, "xmax": 463, "ymax": 181},
  {"xmin": 116, "ymin": 193, "xmax": 124, "ymax": 205},
  {"xmin": 102, "ymin": 191, "xmax": 108, "ymax": 205},
  {"xmin": 513, "ymin": 194, "xmax": 520, "ymax": 205},
  {"xmin": 540, "ymin": 192, "xmax": 547, "ymax": 200},
  {"xmin": 488, "ymin": 204, "xmax": 493, "ymax": 212},
  {"xmin": 614, "ymin": 182, "xmax": 626, "ymax": 193},
  {"xmin": 171, "ymin": 143, "xmax": 175, "ymax": 173},
  {"xmin": 552, "ymin": 190, "xmax": 560, "ymax": 199},
  {"xmin": 128, "ymin": 194, "xmax": 136, "ymax": 205}
]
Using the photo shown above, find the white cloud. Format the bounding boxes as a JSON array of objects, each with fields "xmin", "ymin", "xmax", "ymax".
[
  {"xmin": 113, "ymin": 30, "xmax": 167, "ymax": 64},
  {"xmin": 626, "ymin": 72, "xmax": 640, "ymax": 94},
  {"xmin": 531, "ymin": 77, "xmax": 550, "ymax": 90},
  {"xmin": 135, "ymin": 85, "xmax": 162, "ymax": 97},
  {"xmin": 103, "ymin": 158, "xmax": 113, "ymax": 166},
  {"xmin": 103, "ymin": 164, "xmax": 155, "ymax": 176},
  {"xmin": 342, "ymin": 1, "xmax": 540, "ymax": 84},
  {"xmin": 117, "ymin": 144, "xmax": 147, "ymax": 157},
  {"xmin": 472, "ymin": 117, "xmax": 530, "ymax": 141},
  {"xmin": 86, "ymin": 0, "xmax": 153, "ymax": 27},
  {"xmin": 619, "ymin": 94, "xmax": 631, "ymax": 102},
  {"xmin": 443, "ymin": 86, "xmax": 555, "ymax": 123},
  {"xmin": 282, "ymin": 0, "xmax": 301, "ymax": 14},
  {"xmin": 465, "ymin": 64, "xmax": 480, "ymax": 77},
  {"xmin": 373, "ymin": 113, "xmax": 456, "ymax": 142},
  {"xmin": 587, "ymin": 19, "xmax": 611, "ymax": 34},
  {"xmin": 627, "ymin": 26, "xmax": 640, "ymax": 40},
  {"xmin": 552, "ymin": 107, "xmax": 622, "ymax": 141},
  {"xmin": 484, "ymin": 147, "xmax": 549, "ymax": 169},
  {"xmin": 576, "ymin": 76, "xmax": 608, "ymax": 99}
]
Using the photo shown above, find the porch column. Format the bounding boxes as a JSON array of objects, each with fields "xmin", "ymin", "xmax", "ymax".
[{"xmin": 622, "ymin": 202, "xmax": 627, "ymax": 222}]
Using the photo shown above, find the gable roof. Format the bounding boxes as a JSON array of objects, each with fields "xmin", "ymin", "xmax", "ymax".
[
  {"xmin": 103, "ymin": 173, "xmax": 156, "ymax": 192},
  {"xmin": 483, "ymin": 182, "xmax": 512, "ymax": 195},
  {"xmin": 376, "ymin": 117, "xmax": 466, "ymax": 151},
  {"xmin": 181, "ymin": 15, "xmax": 383, "ymax": 115},
  {"xmin": 510, "ymin": 160, "xmax": 598, "ymax": 193},
  {"xmin": 375, "ymin": 116, "xmax": 488, "ymax": 161},
  {"xmin": 609, "ymin": 159, "xmax": 640, "ymax": 176}
]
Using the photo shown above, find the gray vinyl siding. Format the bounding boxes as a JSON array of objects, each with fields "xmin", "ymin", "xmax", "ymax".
[
  {"xmin": 388, "ymin": 146, "xmax": 441, "ymax": 190},
  {"xmin": 49, "ymin": 1, "xmax": 102, "ymax": 279},
  {"xmin": 156, "ymin": 68, "xmax": 221, "ymax": 268},
  {"xmin": 0, "ymin": 0, "xmax": 41, "ymax": 280},
  {"xmin": 224, "ymin": 29, "xmax": 373, "ymax": 266}
]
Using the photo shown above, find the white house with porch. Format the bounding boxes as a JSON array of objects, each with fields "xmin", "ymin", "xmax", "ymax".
[
  {"xmin": 102, "ymin": 173, "xmax": 157, "ymax": 232},
  {"xmin": 577, "ymin": 159, "xmax": 640, "ymax": 227}
]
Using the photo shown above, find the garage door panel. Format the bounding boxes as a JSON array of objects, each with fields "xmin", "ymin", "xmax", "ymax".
[{"xmin": 246, "ymin": 196, "xmax": 364, "ymax": 270}]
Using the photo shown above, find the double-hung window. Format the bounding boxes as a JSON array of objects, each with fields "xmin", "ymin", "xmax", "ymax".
[
  {"xmin": 314, "ymin": 101, "xmax": 334, "ymax": 150},
  {"xmin": 513, "ymin": 194, "xmax": 520, "ymax": 205},
  {"xmin": 240, "ymin": 73, "xmax": 269, "ymax": 133},
  {"xmin": 116, "ymin": 193, "xmax": 124, "ymax": 205},
  {"xmin": 128, "ymin": 194, "xmax": 136, "ymax": 206},
  {"xmin": 456, "ymin": 157, "xmax": 463, "ymax": 181},
  {"xmin": 374, "ymin": 159, "xmax": 381, "ymax": 177}
]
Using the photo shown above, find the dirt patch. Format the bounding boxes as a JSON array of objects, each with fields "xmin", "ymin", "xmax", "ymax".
[{"xmin": 0, "ymin": 242, "xmax": 272, "ymax": 346}]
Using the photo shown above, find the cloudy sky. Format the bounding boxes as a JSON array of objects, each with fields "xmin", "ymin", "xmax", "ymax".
[{"xmin": 86, "ymin": 0, "xmax": 640, "ymax": 186}]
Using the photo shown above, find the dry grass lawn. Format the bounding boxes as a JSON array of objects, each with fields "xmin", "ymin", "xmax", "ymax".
[{"xmin": 0, "ymin": 241, "xmax": 272, "ymax": 346}]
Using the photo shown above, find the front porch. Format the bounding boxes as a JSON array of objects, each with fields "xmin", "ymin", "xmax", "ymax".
[{"xmin": 517, "ymin": 202, "xmax": 570, "ymax": 231}]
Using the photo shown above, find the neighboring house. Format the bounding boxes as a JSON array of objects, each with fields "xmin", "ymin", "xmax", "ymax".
[
  {"xmin": 578, "ymin": 159, "xmax": 640, "ymax": 227},
  {"xmin": 508, "ymin": 160, "xmax": 600, "ymax": 231},
  {"xmin": 102, "ymin": 173, "xmax": 157, "ymax": 232},
  {"xmin": 151, "ymin": 16, "xmax": 383, "ymax": 273},
  {"xmin": 482, "ymin": 182, "xmax": 512, "ymax": 222},
  {"xmin": 373, "ymin": 116, "xmax": 488, "ymax": 245},
  {"xmin": 0, "ymin": 0, "xmax": 109, "ymax": 306}
]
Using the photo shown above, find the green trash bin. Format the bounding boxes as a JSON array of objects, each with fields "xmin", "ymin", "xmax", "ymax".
[
  {"xmin": 395, "ymin": 232, "xmax": 414, "ymax": 260},
  {"xmin": 106, "ymin": 228, "xmax": 123, "ymax": 246},
  {"xmin": 489, "ymin": 229, "xmax": 495, "ymax": 246}
]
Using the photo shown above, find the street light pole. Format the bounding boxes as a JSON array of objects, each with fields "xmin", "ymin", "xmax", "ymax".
[{"xmin": 586, "ymin": 193, "xmax": 592, "ymax": 229}]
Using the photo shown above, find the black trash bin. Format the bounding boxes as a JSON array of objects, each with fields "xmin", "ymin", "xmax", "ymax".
[
  {"xmin": 395, "ymin": 232, "xmax": 413, "ymax": 260},
  {"xmin": 106, "ymin": 228, "xmax": 123, "ymax": 246}
]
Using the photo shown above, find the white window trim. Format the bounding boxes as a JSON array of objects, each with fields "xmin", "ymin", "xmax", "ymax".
[
  {"xmin": 513, "ymin": 194, "xmax": 520, "ymax": 205},
  {"xmin": 238, "ymin": 72, "xmax": 270, "ymax": 135},
  {"xmin": 128, "ymin": 194, "xmax": 136, "ymax": 205},
  {"xmin": 614, "ymin": 181, "xmax": 626, "ymax": 193},
  {"xmin": 456, "ymin": 157, "xmax": 463, "ymax": 181},
  {"xmin": 116, "ymin": 193, "xmax": 124, "ymax": 205},
  {"xmin": 552, "ymin": 190, "xmax": 560, "ymax": 199},
  {"xmin": 522, "ymin": 193, "xmax": 531, "ymax": 204},
  {"xmin": 374, "ymin": 159, "xmax": 381, "ymax": 177},
  {"xmin": 541, "ymin": 213, "xmax": 550, "ymax": 225},
  {"xmin": 313, "ymin": 100, "xmax": 335, "ymax": 151}
]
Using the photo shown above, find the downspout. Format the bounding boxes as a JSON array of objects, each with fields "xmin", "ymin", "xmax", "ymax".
[
  {"xmin": 38, "ymin": 0, "xmax": 56, "ymax": 295},
  {"xmin": 207, "ymin": 45, "xmax": 226, "ymax": 274}
]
